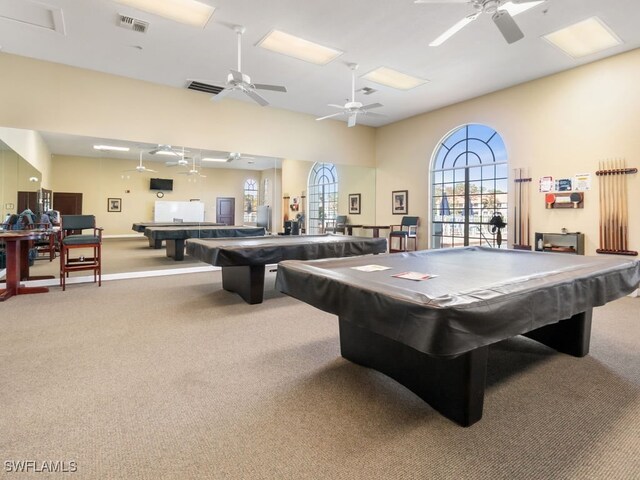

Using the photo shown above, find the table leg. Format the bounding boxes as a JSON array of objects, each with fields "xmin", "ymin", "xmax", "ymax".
[
  {"xmin": 166, "ymin": 239, "xmax": 185, "ymax": 260},
  {"xmin": 149, "ymin": 237, "xmax": 162, "ymax": 249},
  {"xmin": 523, "ymin": 310, "xmax": 593, "ymax": 357},
  {"xmin": 0, "ymin": 240, "xmax": 49, "ymax": 301},
  {"xmin": 338, "ymin": 318, "xmax": 487, "ymax": 427},
  {"xmin": 221, "ymin": 265, "xmax": 266, "ymax": 304}
]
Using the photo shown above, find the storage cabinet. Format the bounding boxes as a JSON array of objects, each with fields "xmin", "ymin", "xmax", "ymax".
[{"xmin": 534, "ymin": 232, "xmax": 585, "ymax": 255}]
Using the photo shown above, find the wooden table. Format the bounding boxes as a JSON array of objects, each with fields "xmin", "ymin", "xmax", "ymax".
[
  {"xmin": 0, "ymin": 230, "xmax": 53, "ymax": 301},
  {"xmin": 362, "ymin": 225, "xmax": 391, "ymax": 238}
]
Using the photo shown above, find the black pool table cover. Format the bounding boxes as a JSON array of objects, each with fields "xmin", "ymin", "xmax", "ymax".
[
  {"xmin": 275, "ymin": 246, "xmax": 640, "ymax": 358},
  {"xmin": 275, "ymin": 246, "xmax": 639, "ymax": 425},
  {"xmin": 143, "ymin": 225, "xmax": 266, "ymax": 240},
  {"xmin": 185, "ymin": 234, "xmax": 388, "ymax": 266}
]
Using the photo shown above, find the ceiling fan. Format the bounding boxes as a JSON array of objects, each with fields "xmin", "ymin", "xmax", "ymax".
[
  {"xmin": 211, "ymin": 25, "xmax": 287, "ymax": 107},
  {"xmin": 178, "ymin": 157, "xmax": 206, "ymax": 178},
  {"xmin": 316, "ymin": 63, "xmax": 384, "ymax": 128},
  {"xmin": 201, "ymin": 152, "xmax": 255, "ymax": 163},
  {"xmin": 123, "ymin": 151, "xmax": 157, "ymax": 173},
  {"xmin": 148, "ymin": 144, "xmax": 183, "ymax": 156},
  {"xmin": 415, "ymin": 0, "xmax": 546, "ymax": 45},
  {"xmin": 164, "ymin": 146, "xmax": 190, "ymax": 167}
]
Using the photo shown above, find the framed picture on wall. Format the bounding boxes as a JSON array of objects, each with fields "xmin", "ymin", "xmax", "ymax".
[
  {"xmin": 107, "ymin": 198, "xmax": 122, "ymax": 212},
  {"xmin": 348, "ymin": 193, "xmax": 361, "ymax": 215},
  {"xmin": 392, "ymin": 190, "xmax": 408, "ymax": 215}
]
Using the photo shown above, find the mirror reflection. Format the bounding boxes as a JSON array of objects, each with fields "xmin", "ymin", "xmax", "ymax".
[{"xmin": 1, "ymin": 129, "xmax": 376, "ymax": 279}]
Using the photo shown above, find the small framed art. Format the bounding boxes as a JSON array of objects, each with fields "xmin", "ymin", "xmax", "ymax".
[
  {"xmin": 108, "ymin": 198, "xmax": 122, "ymax": 212},
  {"xmin": 392, "ymin": 190, "xmax": 408, "ymax": 215},
  {"xmin": 348, "ymin": 193, "xmax": 361, "ymax": 215}
]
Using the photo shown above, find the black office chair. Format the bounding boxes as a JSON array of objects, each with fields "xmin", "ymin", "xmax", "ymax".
[
  {"xmin": 389, "ymin": 216, "xmax": 419, "ymax": 252},
  {"xmin": 331, "ymin": 215, "xmax": 348, "ymax": 234},
  {"xmin": 59, "ymin": 215, "xmax": 103, "ymax": 291}
]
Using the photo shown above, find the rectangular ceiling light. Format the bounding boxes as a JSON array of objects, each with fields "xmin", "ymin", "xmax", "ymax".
[
  {"xmin": 543, "ymin": 17, "xmax": 622, "ymax": 58},
  {"xmin": 501, "ymin": 1, "xmax": 545, "ymax": 17},
  {"xmin": 257, "ymin": 30, "xmax": 343, "ymax": 65},
  {"xmin": 201, "ymin": 157, "xmax": 229, "ymax": 163},
  {"xmin": 115, "ymin": 0, "xmax": 215, "ymax": 28},
  {"xmin": 362, "ymin": 67, "xmax": 428, "ymax": 90},
  {"xmin": 93, "ymin": 145, "xmax": 130, "ymax": 152},
  {"xmin": 0, "ymin": 0, "xmax": 65, "ymax": 34}
]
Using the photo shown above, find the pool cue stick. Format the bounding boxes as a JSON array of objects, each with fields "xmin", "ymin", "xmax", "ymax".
[
  {"xmin": 518, "ymin": 169, "xmax": 523, "ymax": 245},
  {"xmin": 608, "ymin": 160, "xmax": 614, "ymax": 249},
  {"xmin": 622, "ymin": 159, "xmax": 629, "ymax": 251},
  {"xmin": 604, "ymin": 160, "xmax": 610, "ymax": 249},
  {"xmin": 616, "ymin": 158, "xmax": 622, "ymax": 250},
  {"xmin": 598, "ymin": 161, "xmax": 604, "ymax": 249},
  {"xmin": 524, "ymin": 170, "xmax": 531, "ymax": 245}
]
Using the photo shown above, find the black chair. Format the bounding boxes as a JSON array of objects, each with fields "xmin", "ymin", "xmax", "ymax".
[
  {"xmin": 59, "ymin": 215, "xmax": 103, "ymax": 291},
  {"xmin": 389, "ymin": 216, "xmax": 419, "ymax": 252},
  {"xmin": 331, "ymin": 215, "xmax": 348, "ymax": 234}
]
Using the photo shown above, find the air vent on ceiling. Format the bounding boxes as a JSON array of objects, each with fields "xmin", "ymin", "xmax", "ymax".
[
  {"xmin": 118, "ymin": 14, "xmax": 149, "ymax": 33},
  {"xmin": 186, "ymin": 81, "xmax": 225, "ymax": 95},
  {"xmin": 357, "ymin": 86, "xmax": 378, "ymax": 96}
]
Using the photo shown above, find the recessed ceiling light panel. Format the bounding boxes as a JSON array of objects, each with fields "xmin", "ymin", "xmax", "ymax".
[
  {"xmin": 257, "ymin": 30, "xmax": 343, "ymax": 65},
  {"xmin": 362, "ymin": 67, "xmax": 428, "ymax": 90},
  {"xmin": 114, "ymin": 0, "xmax": 215, "ymax": 28},
  {"xmin": 543, "ymin": 16, "xmax": 622, "ymax": 59},
  {"xmin": 93, "ymin": 145, "xmax": 130, "ymax": 152}
]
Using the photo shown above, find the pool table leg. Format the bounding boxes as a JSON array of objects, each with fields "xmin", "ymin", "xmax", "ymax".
[
  {"xmin": 523, "ymin": 309, "xmax": 592, "ymax": 357},
  {"xmin": 338, "ymin": 318, "xmax": 487, "ymax": 427},
  {"xmin": 166, "ymin": 239, "xmax": 185, "ymax": 260},
  {"xmin": 221, "ymin": 265, "xmax": 266, "ymax": 304},
  {"xmin": 148, "ymin": 238, "xmax": 162, "ymax": 249}
]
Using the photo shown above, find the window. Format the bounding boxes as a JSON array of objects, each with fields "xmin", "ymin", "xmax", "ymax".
[
  {"xmin": 243, "ymin": 178, "xmax": 258, "ymax": 224},
  {"xmin": 431, "ymin": 124, "xmax": 508, "ymax": 249},
  {"xmin": 307, "ymin": 163, "xmax": 338, "ymax": 234}
]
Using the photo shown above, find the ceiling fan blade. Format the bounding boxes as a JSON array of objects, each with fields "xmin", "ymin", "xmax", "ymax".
[
  {"xmin": 492, "ymin": 10, "xmax": 524, "ymax": 44},
  {"xmin": 361, "ymin": 111, "xmax": 386, "ymax": 118},
  {"xmin": 429, "ymin": 12, "xmax": 480, "ymax": 46},
  {"xmin": 360, "ymin": 102, "xmax": 383, "ymax": 111},
  {"xmin": 245, "ymin": 89, "xmax": 269, "ymax": 106},
  {"xmin": 253, "ymin": 84, "xmax": 287, "ymax": 92},
  {"xmin": 316, "ymin": 112, "xmax": 345, "ymax": 121},
  {"xmin": 511, "ymin": 0, "xmax": 545, "ymax": 4},
  {"xmin": 347, "ymin": 114, "xmax": 357, "ymax": 128},
  {"xmin": 229, "ymin": 70, "xmax": 243, "ymax": 83},
  {"xmin": 211, "ymin": 87, "xmax": 233, "ymax": 102},
  {"xmin": 328, "ymin": 103, "xmax": 346, "ymax": 109}
]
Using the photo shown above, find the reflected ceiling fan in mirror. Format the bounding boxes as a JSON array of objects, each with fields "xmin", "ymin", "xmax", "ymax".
[
  {"xmin": 201, "ymin": 152, "xmax": 255, "ymax": 163},
  {"xmin": 178, "ymin": 156, "xmax": 206, "ymax": 178},
  {"xmin": 316, "ymin": 63, "xmax": 384, "ymax": 128},
  {"xmin": 415, "ymin": 0, "xmax": 546, "ymax": 45},
  {"xmin": 123, "ymin": 151, "xmax": 157, "ymax": 174},
  {"xmin": 210, "ymin": 25, "xmax": 287, "ymax": 107},
  {"xmin": 164, "ymin": 146, "xmax": 190, "ymax": 167}
]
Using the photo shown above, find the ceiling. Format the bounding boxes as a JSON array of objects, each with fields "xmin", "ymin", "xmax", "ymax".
[
  {"xmin": 38, "ymin": 131, "xmax": 280, "ymax": 171},
  {"xmin": 0, "ymin": 0, "xmax": 639, "ymax": 132}
]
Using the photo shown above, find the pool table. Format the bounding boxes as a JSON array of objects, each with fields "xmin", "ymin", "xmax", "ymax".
[
  {"xmin": 275, "ymin": 246, "xmax": 640, "ymax": 426},
  {"xmin": 186, "ymin": 234, "xmax": 387, "ymax": 304}
]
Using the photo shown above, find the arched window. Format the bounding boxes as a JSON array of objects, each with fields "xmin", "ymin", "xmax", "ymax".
[
  {"xmin": 307, "ymin": 162, "xmax": 338, "ymax": 235},
  {"xmin": 243, "ymin": 178, "xmax": 258, "ymax": 224},
  {"xmin": 431, "ymin": 124, "xmax": 508, "ymax": 249}
]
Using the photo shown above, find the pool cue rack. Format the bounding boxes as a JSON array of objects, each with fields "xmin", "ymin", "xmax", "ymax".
[
  {"xmin": 513, "ymin": 168, "xmax": 532, "ymax": 250},
  {"xmin": 595, "ymin": 159, "xmax": 637, "ymax": 256},
  {"xmin": 544, "ymin": 192, "xmax": 584, "ymax": 209}
]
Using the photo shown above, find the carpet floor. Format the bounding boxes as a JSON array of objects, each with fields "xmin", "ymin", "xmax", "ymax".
[{"xmin": 0, "ymin": 270, "xmax": 638, "ymax": 479}]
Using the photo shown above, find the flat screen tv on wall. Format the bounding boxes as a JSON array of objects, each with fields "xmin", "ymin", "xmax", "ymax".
[{"xmin": 150, "ymin": 178, "xmax": 173, "ymax": 191}]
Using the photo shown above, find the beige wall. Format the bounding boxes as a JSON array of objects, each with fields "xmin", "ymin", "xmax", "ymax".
[
  {"xmin": 51, "ymin": 154, "xmax": 273, "ymax": 234},
  {"xmin": 376, "ymin": 48, "xmax": 640, "ymax": 254},
  {"xmin": 281, "ymin": 159, "xmax": 376, "ymax": 232},
  {"xmin": 0, "ymin": 127, "xmax": 52, "ymax": 188},
  {"xmin": 0, "ymin": 52, "xmax": 376, "ymax": 169}
]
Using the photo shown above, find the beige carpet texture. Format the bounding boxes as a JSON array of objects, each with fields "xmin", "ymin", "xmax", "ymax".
[{"xmin": 1, "ymin": 263, "xmax": 639, "ymax": 479}]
